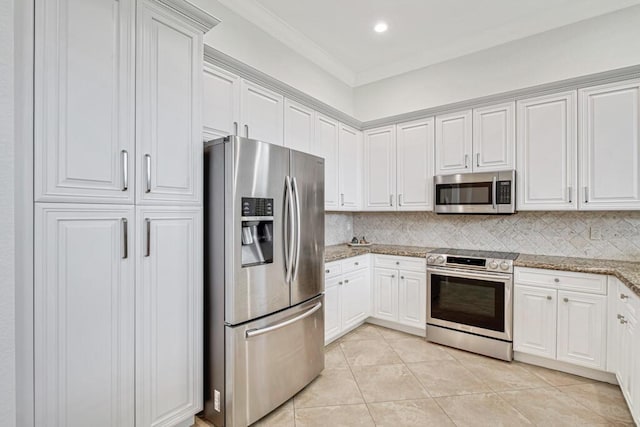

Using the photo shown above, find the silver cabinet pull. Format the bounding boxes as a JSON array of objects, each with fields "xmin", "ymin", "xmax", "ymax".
[
  {"xmin": 546, "ymin": 295, "xmax": 552, "ymax": 300},
  {"xmin": 464, "ymin": 154, "xmax": 469, "ymax": 168},
  {"xmin": 325, "ymin": 269, "xmax": 330, "ymax": 274},
  {"xmin": 621, "ymin": 293, "xmax": 629, "ymax": 300},
  {"xmin": 355, "ymin": 262, "xmax": 359, "ymax": 266},
  {"xmin": 563, "ymin": 297, "xmax": 569, "ymax": 303},
  {"xmin": 400, "ymin": 276, "xmax": 405, "ymax": 279},
  {"xmin": 389, "ymin": 194, "xmax": 393, "ymax": 206},
  {"xmin": 476, "ymin": 153, "xmax": 480, "ymax": 167},
  {"xmin": 144, "ymin": 154, "xmax": 151, "ymax": 193},
  {"xmin": 618, "ymin": 314, "xmax": 625, "ymax": 319},
  {"xmin": 121, "ymin": 218, "xmax": 128, "ymax": 259},
  {"xmin": 344, "ymin": 279, "xmax": 349, "ymax": 284},
  {"xmin": 339, "ymin": 281, "xmax": 343, "ymax": 285},
  {"xmin": 145, "ymin": 218, "xmax": 151, "ymax": 257},
  {"xmin": 584, "ymin": 186, "xmax": 588, "ymax": 203},
  {"xmin": 620, "ymin": 319, "xmax": 629, "ymax": 325},
  {"xmin": 244, "ymin": 124, "xmax": 249, "ymax": 138},
  {"xmin": 246, "ymin": 302, "xmax": 322, "ymax": 338},
  {"xmin": 391, "ymin": 275, "xmax": 395, "ymax": 278},
  {"xmin": 341, "ymin": 193, "xmax": 345, "ymax": 206},
  {"xmin": 396, "ymin": 261, "xmax": 400, "ymax": 265},
  {"xmin": 121, "ymin": 150, "xmax": 128, "ymax": 191},
  {"xmin": 398, "ymin": 194, "xmax": 403, "ymax": 206},
  {"xmin": 233, "ymin": 121, "xmax": 238, "ymax": 136},
  {"xmin": 568, "ymin": 186, "xmax": 572, "ymax": 203},
  {"xmin": 554, "ymin": 278, "xmax": 560, "ymax": 283}
]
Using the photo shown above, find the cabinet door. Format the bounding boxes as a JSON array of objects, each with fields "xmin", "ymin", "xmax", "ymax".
[
  {"xmin": 372, "ymin": 268, "xmax": 399, "ymax": 322},
  {"xmin": 341, "ymin": 270, "xmax": 371, "ymax": 330},
  {"xmin": 136, "ymin": 207, "xmax": 203, "ymax": 427},
  {"xmin": 398, "ymin": 270, "xmax": 426, "ymax": 329},
  {"xmin": 618, "ymin": 311, "xmax": 636, "ymax": 407},
  {"xmin": 284, "ymin": 98, "xmax": 315, "ymax": 153},
  {"xmin": 364, "ymin": 126, "xmax": 397, "ymax": 211},
  {"xmin": 557, "ymin": 290, "xmax": 607, "ymax": 370},
  {"xmin": 315, "ymin": 114, "xmax": 340, "ymax": 209},
  {"xmin": 324, "ymin": 276, "xmax": 342, "ymax": 344},
  {"xmin": 579, "ymin": 79, "xmax": 640, "ymax": 210},
  {"xmin": 136, "ymin": 0, "xmax": 203, "ymax": 205},
  {"xmin": 35, "ymin": 0, "xmax": 135, "ymax": 204},
  {"xmin": 472, "ymin": 102, "xmax": 515, "ymax": 172},
  {"xmin": 517, "ymin": 92, "xmax": 577, "ymax": 210},
  {"xmin": 35, "ymin": 204, "xmax": 135, "ymax": 427},
  {"xmin": 203, "ymin": 62, "xmax": 240, "ymax": 141},
  {"xmin": 338, "ymin": 124, "xmax": 363, "ymax": 210},
  {"xmin": 241, "ymin": 80, "xmax": 284, "ymax": 145},
  {"xmin": 396, "ymin": 118, "xmax": 434, "ymax": 211},
  {"xmin": 513, "ymin": 285, "xmax": 557, "ymax": 359},
  {"xmin": 435, "ymin": 110, "xmax": 472, "ymax": 175}
]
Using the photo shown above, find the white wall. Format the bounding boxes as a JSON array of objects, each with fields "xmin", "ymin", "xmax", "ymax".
[
  {"xmin": 0, "ymin": 0, "xmax": 16, "ymax": 424},
  {"xmin": 354, "ymin": 5, "xmax": 640, "ymax": 121},
  {"xmin": 189, "ymin": 0, "xmax": 355, "ymax": 115}
]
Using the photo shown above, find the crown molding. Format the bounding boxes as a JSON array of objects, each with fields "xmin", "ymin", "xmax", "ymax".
[
  {"xmin": 155, "ymin": 0, "xmax": 221, "ymax": 33},
  {"xmin": 203, "ymin": 46, "xmax": 362, "ymax": 129},
  {"xmin": 216, "ymin": 0, "xmax": 355, "ymax": 86}
]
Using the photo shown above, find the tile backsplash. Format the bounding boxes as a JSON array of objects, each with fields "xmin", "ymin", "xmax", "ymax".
[
  {"xmin": 328, "ymin": 211, "xmax": 640, "ymax": 261},
  {"xmin": 325, "ymin": 213, "xmax": 355, "ymax": 246}
]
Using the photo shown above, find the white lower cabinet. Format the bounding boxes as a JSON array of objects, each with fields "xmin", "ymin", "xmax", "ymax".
[
  {"xmin": 136, "ymin": 207, "xmax": 203, "ymax": 427},
  {"xmin": 324, "ymin": 255, "xmax": 371, "ymax": 344},
  {"xmin": 35, "ymin": 204, "xmax": 135, "ymax": 427},
  {"xmin": 514, "ymin": 267, "xmax": 607, "ymax": 371},
  {"xmin": 371, "ymin": 255, "xmax": 426, "ymax": 330}
]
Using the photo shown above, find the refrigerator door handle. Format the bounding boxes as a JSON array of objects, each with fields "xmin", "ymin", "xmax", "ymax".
[
  {"xmin": 291, "ymin": 177, "xmax": 302, "ymax": 281},
  {"xmin": 245, "ymin": 302, "xmax": 322, "ymax": 338},
  {"xmin": 284, "ymin": 176, "xmax": 295, "ymax": 283}
]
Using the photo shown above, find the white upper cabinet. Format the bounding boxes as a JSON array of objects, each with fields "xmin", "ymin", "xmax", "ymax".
[
  {"xmin": 435, "ymin": 110, "xmax": 472, "ymax": 175},
  {"xmin": 364, "ymin": 125, "xmax": 397, "ymax": 211},
  {"xmin": 284, "ymin": 98, "xmax": 315, "ymax": 153},
  {"xmin": 35, "ymin": 0, "xmax": 135, "ymax": 204},
  {"xmin": 396, "ymin": 118, "xmax": 434, "ymax": 211},
  {"xmin": 517, "ymin": 92, "xmax": 577, "ymax": 210},
  {"xmin": 136, "ymin": 0, "xmax": 203, "ymax": 205},
  {"xmin": 579, "ymin": 79, "xmax": 640, "ymax": 210},
  {"xmin": 35, "ymin": 204, "xmax": 135, "ymax": 427},
  {"xmin": 338, "ymin": 123, "xmax": 363, "ymax": 210},
  {"xmin": 240, "ymin": 79, "xmax": 284, "ymax": 145},
  {"xmin": 315, "ymin": 114, "xmax": 340, "ymax": 209},
  {"xmin": 202, "ymin": 62, "xmax": 240, "ymax": 141},
  {"xmin": 136, "ymin": 207, "xmax": 203, "ymax": 427},
  {"xmin": 473, "ymin": 102, "xmax": 515, "ymax": 172}
]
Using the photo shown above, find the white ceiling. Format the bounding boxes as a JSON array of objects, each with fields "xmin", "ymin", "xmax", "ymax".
[{"xmin": 218, "ymin": 0, "xmax": 640, "ymax": 86}]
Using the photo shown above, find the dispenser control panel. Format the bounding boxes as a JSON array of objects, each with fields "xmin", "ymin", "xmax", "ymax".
[{"xmin": 242, "ymin": 198, "xmax": 273, "ymax": 217}]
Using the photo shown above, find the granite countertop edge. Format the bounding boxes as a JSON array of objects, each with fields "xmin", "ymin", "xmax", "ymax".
[{"xmin": 324, "ymin": 243, "xmax": 640, "ymax": 297}]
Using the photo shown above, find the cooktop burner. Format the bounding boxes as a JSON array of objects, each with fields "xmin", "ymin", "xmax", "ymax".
[{"xmin": 429, "ymin": 248, "xmax": 519, "ymax": 261}]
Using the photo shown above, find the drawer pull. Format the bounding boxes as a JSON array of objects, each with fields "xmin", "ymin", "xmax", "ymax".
[
  {"xmin": 344, "ymin": 279, "xmax": 349, "ymax": 284},
  {"xmin": 338, "ymin": 281, "xmax": 343, "ymax": 285},
  {"xmin": 620, "ymin": 319, "xmax": 628, "ymax": 325},
  {"xmin": 391, "ymin": 275, "xmax": 395, "ymax": 278},
  {"xmin": 618, "ymin": 314, "xmax": 625, "ymax": 320},
  {"xmin": 554, "ymin": 278, "xmax": 560, "ymax": 283},
  {"xmin": 563, "ymin": 297, "xmax": 569, "ymax": 303},
  {"xmin": 355, "ymin": 262, "xmax": 359, "ymax": 266},
  {"xmin": 620, "ymin": 293, "xmax": 629, "ymax": 300},
  {"xmin": 325, "ymin": 269, "xmax": 330, "ymax": 273},
  {"xmin": 396, "ymin": 261, "xmax": 400, "ymax": 265},
  {"xmin": 546, "ymin": 296, "xmax": 552, "ymax": 300},
  {"xmin": 401, "ymin": 276, "xmax": 405, "ymax": 279}
]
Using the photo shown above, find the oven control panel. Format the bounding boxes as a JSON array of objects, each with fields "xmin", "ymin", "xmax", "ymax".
[{"xmin": 427, "ymin": 250, "xmax": 516, "ymax": 274}]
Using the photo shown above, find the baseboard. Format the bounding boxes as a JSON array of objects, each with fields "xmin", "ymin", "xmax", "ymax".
[
  {"xmin": 514, "ymin": 352, "xmax": 618, "ymax": 384},
  {"xmin": 173, "ymin": 416, "xmax": 194, "ymax": 427},
  {"xmin": 365, "ymin": 317, "xmax": 426, "ymax": 337}
]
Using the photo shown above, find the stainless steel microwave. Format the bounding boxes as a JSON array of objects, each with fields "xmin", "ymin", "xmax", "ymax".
[{"xmin": 434, "ymin": 170, "xmax": 516, "ymax": 214}]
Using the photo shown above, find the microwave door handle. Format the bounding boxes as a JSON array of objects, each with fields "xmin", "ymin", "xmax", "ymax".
[{"xmin": 492, "ymin": 176, "xmax": 497, "ymax": 210}]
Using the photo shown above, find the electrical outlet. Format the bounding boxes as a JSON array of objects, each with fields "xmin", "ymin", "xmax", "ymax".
[
  {"xmin": 590, "ymin": 226, "xmax": 602, "ymax": 240},
  {"xmin": 214, "ymin": 389, "xmax": 221, "ymax": 412}
]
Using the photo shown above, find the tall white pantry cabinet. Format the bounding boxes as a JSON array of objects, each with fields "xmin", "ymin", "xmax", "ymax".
[{"xmin": 33, "ymin": 1, "xmax": 218, "ymax": 426}]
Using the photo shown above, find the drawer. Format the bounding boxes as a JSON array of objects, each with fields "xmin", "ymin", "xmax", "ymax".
[
  {"xmin": 374, "ymin": 254, "xmax": 425, "ymax": 272},
  {"xmin": 341, "ymin": 254, "xmax": 370, "ymax": 274},
  {"xmin": 617, "ymin": 278, "xmax": 639, "ymax": 317},
  {"xmin": 324, "ymin": 261, "xmax": 342, "ymax": 279},
  {"xmin": 515, "ymin": 267, "xmax": 607, "ymax": 295},
  {"xmin": 325, "ymin": 275, "xmax": 342, "ymax": 290}
]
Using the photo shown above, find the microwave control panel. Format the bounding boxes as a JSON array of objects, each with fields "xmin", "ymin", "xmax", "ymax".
[{"xmin": 496, "ymin": 181, "xmax": 511, "ymax": 205}]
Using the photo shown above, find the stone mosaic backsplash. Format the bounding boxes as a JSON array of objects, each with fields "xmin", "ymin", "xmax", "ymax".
[{"xmin": 327, "ymin": 211, "xmax": 640, "ymax": 261}]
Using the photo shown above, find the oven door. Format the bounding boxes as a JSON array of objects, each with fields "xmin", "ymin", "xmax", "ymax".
[{"xmin": 427, "ymin": 267, "xmax": 512, "ymax": 341}]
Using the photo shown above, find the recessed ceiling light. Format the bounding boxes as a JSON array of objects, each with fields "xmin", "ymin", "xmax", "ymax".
[{"xmin": 374, "ymin": 22, "xmax": 388, "ymax": 33}]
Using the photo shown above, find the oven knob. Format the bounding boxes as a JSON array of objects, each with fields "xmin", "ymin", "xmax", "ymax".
[
  {"xmin": 500, "ymin": 262, "xmax": 510, "ymax": 271},
  {"xmin": 427, "ymin": 256, "xmax": 436, "ymax": 263},
  {"xmin": 436, "ymin": 256, "xmax": 445, "ymax": 264},
  {"xmin": 488, "ymin": 261, "xmax": 498, "ymax": 270}
]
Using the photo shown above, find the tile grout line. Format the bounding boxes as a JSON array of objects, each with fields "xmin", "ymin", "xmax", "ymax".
[
  {"xmin": 338, "ymin": 340, "xmax": 379, "ymax": 425},
  {"xmin": 552, "ymin": 383, "xmax": 633, "ymax": 424}
]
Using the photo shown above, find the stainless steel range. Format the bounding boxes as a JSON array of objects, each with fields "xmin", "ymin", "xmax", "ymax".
[{"xmin": 426, "ymin": 248, "xmax": 519, "ymax": 361}]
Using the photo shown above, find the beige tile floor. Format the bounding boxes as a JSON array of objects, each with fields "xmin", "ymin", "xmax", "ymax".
[{"xmin": 196, "ymin": 323, "xmax": 635, "ymax": 427}]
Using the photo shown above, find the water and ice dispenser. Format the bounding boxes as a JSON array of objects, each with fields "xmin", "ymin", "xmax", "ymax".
[{"xmin": 241, "ymin": 197, "xmax": 274, "ymax": 267}]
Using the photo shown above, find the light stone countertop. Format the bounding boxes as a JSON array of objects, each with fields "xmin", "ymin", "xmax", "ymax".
[{"xmin": 324, "ymin": 244, "xmax": 640, "ymax": 297}]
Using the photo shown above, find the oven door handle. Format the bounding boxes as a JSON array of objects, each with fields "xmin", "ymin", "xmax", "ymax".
[{"xmin": 427, "ymin": 267, "xmax": 512, "ymax": 282}]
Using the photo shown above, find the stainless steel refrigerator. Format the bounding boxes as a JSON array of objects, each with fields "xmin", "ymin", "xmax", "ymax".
[{"xmin": 203, "ymin": 136, "xmax": 325, "ymax": 427}]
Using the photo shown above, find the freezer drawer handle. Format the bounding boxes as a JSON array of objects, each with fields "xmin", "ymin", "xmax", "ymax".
[{"xmin": 245, "ymin": 302, "xmax": 322, "ymax": 338}]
